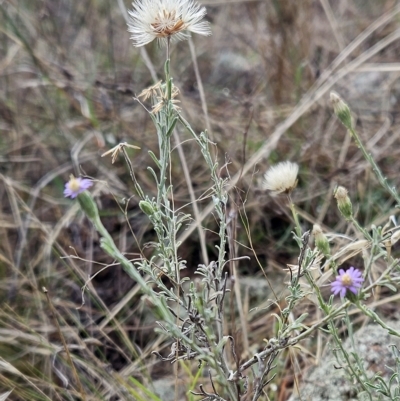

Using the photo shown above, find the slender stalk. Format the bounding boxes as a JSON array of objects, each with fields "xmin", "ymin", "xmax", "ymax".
[
  {"xmin": 329, "ymin": 319, "xmax": 373, "ymax": 399},
  {"xmin": 343, "ymin": 309, "xmax": 373, "ymax": 390},
  {"xmin": 177, "ymin": 114, "xmax": 227, "ymax": 280},
  {"xmin": 231, "ymin": 300, "xmax": 351, "ymax": 377},
  {"xmin": 356, "ymin": 301, "xmax": 400, "ymax": 337},
  {"xmin": 348, "ymin": 126, "xmax": 400, "ymax": 205},
  {"xmin": 287, "ymin": 194, "xmax": 302, "ymax": 241},
  {"xmin": 349, "ymin": 215, "xmax": 372, "ymax": 241},
  {"xmin": 43, "ymin": 288, "xmax": 87, "ymax": 401}
]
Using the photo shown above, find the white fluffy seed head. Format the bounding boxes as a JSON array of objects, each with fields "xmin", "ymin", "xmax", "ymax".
[
  {"xmin": 263, "ymin": 161, "xmax": 299, "ymax": 195},
  {"xmin": 127, "ymin": 0, "xmax": 211, "ymax": 47}
]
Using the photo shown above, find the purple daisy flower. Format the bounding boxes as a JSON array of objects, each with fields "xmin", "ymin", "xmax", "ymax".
[
  {"xmin": 331, "ymin": 266, "xmax": 364, "ymax": 298},
  {"xmin": 64, "ymin": 175, "xmax": 93, "ymax": 199}
]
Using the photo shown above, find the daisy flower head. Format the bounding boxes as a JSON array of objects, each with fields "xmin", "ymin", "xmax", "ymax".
[
  {"xmin": 263, "ymin": 161, "xmax": 299, "ymax": 196},
  {"xmin": 331, "ymin": 266, "xmax": 363, "ymax": 298},
  {"xmin": 64, "ymin": 175, "xmax": 93, "ymax": 199},
  {"xmin": 127, "ymin": 0, "xmax": 211, "ymax": 47}
]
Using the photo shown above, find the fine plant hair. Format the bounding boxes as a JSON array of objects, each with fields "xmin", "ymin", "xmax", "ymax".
[{"xmin": 60, "ymin": 5, "xmax": 400, "ymax": 401}]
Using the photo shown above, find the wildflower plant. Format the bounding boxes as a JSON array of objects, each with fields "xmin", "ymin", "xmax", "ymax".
[{"xmin": 62, "ymin": 2, "xmax": 400, "ymax": 400}]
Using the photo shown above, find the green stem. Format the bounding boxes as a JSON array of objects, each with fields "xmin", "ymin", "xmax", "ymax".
[
  {"xmin": 349, "ymin": 215, "xmax": 372, "ymax": 241},
  {"xmin": 178, "ymin": 115, "xmax": 227, "ymax": 279},
  {"xmin": 177, "ymin": 114, "xmax": 228, "ymax": 345},
  {"xmin": 329, "ymin": 319, "xmax": 372, "ymax": 399},
  {"xmin": 344, "ymin": 310, "xmax": 371, "ymax": 386},
  {"xmin": 287, "ymin": 194, "xmax": 302, "ymax": 243},
  {"xmin": 304, "ymin": 271, "xmax": 331, "ymax": 315},
  {"xmin": 363, "ymin": 258, "xmax": 399, "ymax": 292},
  {"xmin": 349, "ymin": 126, "xmax": 400, "ymax": 205},
  {"xmin": 156, "ymin": 59, "xmax": 171, "ymax": 211},
  {"xmin": 356, "ymin": 301, "xmax": 400, "ymax": 337}
]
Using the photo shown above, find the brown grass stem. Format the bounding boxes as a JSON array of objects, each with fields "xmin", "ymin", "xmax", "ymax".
[{"xmin": 43, "ymin": 287, "xmax": 87, "ymax": 401}]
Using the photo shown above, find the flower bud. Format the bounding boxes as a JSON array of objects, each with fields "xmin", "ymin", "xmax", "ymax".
[
  {"xmin": 77, "ymin": 191, "xmax": 100, "ymax": 221},
  {"xmin": 330, "ymin": 92, "xmax": 353, "ymax": 130},
  {"xmin": 139, "ymin": 200, "xmax": 155, "ymax": 216},
  {"xmin": 334, "ymin": 186, "xmax": 353, "ymax": 220},
  {"xmin": 312, "ymin": 224, "xmax": 330, "ymax": 256}
]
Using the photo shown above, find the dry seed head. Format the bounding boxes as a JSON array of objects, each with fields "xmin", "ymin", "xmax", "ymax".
[
  {"xmin": 263, "ymin": 161, "xmax": 299, "ymax": 195},
  {"xmin": 127, "ymin": 0, "xmax": 211, "ymax": 47}
]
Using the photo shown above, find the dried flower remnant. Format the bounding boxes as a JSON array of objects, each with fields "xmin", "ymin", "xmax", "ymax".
[
  {"xmin": 137, "ymin": 81, "xmax": 181, "ymax": 114},
  {"xmin": 101, "ymin": 142, "xmax": 141, "ymax": 164},
  {"xmin": 152, "ymin": 84, "xmax": 181, "ymax": 114},
  {"xmin": 127, "ymin": 0, "xmax": 211, "ymax": 47},
  {"xmin": 138, "ymin": 81, "xmax": 163, "ymax": 101},
  {"xmin": 331, "ymin": 266, "xmax": 363, "ymax": 298},
  {"xmin": 263, "ymin": 161, "xmax": 299, "ymax": 196},
  {"xmin": 64, "ymin": 175, "xmax": 93, "ymax": 199}
]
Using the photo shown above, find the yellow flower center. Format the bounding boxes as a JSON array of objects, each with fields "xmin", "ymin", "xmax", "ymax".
[
  {"xmin": 341, "ymin": 273, "xmax": 352, "ymax": 286},
  {"xmin": 68, "ymin": 176, "xmax": 80, "ymax": 192}
]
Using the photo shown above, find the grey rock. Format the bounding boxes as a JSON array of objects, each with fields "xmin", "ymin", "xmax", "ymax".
[
  {"xmin": 152, "ymin": 377, "xmax": 186, "ymax": 401},
  {"xmin": 289, "ymin": 321, "xmax": 400, "ymax": 401}
]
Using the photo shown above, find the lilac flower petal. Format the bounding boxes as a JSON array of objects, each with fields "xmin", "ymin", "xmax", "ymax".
[
  {"xmin": 64, "ymin": 177, "xmax": 93, "ymax": 199},
  {"xmin": 330, "ymin": 266, "xmax": 364, "ymax": 298},
  {"xmin": 80, "ymin": 179, "xmax": 93, "ymax": 190}
]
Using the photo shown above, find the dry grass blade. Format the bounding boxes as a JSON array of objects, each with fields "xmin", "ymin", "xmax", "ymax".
[
  {"xmin": 0, "ymin": 390, "xmax": 13, "ymax": 401},
  {"xmin": 178, "ymin": 18, "xmax": 400, "ymax": 244}
]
